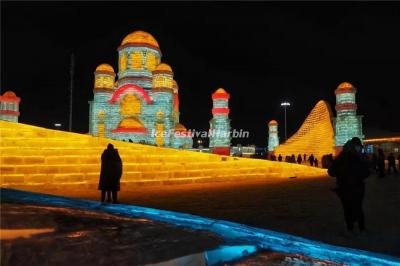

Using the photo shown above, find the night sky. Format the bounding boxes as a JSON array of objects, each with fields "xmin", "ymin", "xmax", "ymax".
[{"xmin": 2, "ymin": 2, "xmax": 400, "ymax": 146}]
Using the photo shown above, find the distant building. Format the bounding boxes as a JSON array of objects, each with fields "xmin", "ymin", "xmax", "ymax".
[
  {"xmin": 363, "ymin": 128, "xmax": 400, "ymax": 156},
  {"xmin": 0, "ymin": 91, "xmax": 20, "ymax": 122}
]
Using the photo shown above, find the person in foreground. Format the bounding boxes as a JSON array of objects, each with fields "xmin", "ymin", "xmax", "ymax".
[
  {"xmin": 98, "ymin": 143, "xmax": 123, "ymax": 204},
  {"xmin": 328, "ymin": 137, "xmax": 370, "ymax": 234}
]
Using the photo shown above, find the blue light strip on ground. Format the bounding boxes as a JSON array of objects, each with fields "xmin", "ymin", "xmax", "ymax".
[{"xmin": 1, "ymin": 188, "xmax": 399, "ymax": 266}]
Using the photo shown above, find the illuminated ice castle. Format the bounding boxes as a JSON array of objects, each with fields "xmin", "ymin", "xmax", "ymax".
[
  {"xmin": 333, "ymin": 82, "xmax": 364, "ymax": 149},
  {"xmin": 0, "ymin": 91, "xmax": 20, "ymax": 122},
  {"xmin": 271, "ymin": 82, "xmax": 364, "ymax": 158},
  {"xmin": 88, "ymin": 31, "xmax": 192, "ymax": 148},
  {"xmin": 209, "ymin": 88, "xmax": 231, "ymax": 155},
  {"xmin": 267, "ymin": 120, "xmax": 279, "ymax": 152}
]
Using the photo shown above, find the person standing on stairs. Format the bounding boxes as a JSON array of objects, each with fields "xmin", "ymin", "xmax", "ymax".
[{"xmin": 98, "ymin": 143, "xmax": 123, "ymax": 204}]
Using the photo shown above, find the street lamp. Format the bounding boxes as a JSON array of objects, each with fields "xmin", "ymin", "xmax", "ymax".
[
  {"xmin": 280, "ymin": 101, "xmax": 291, "ymax": 141},
  {"xmin": 54, "ymin": 123, "xmax": 62, "ymax": 130}
]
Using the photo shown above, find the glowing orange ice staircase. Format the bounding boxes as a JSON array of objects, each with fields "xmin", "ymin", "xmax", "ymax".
[
  {"xmin": 273, "ymin": 100, "xmax": 335, "ymax": 161},
  {"xmin": 0, "ymin": 121, "xmax": 326, "ymax": 189}
]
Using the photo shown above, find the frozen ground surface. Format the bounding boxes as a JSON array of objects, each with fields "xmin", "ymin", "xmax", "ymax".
[
  {"xmin": 1, "ymin": 185, "xmax": 400, "ymax": 265},
  {"xmin": 20, "ymin": 173, "xmax": 400, "ymax": 257},
  {"xmin": 0, "ymin": 203, "xmax": 224, "ymax": 265},
  {"xmin": 1, "ymin": 203, "xmax": 345, "ymax": 266}
]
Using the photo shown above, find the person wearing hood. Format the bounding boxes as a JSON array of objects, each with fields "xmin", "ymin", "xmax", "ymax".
[
  {"xmin": 328, "ymin": 137, "xmax": 370, "ymax": 234},
  {"xmin": 98, "ymin": 143, "xmax": 123, "ymax": 203}
]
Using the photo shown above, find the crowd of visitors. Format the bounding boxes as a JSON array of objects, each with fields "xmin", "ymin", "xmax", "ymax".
[
  {"xmin": 268, "ymin": 152, "xmax": 331, "ymax": 168},
  {"xmin": 369, "ymin": 149, "xmax": 399, "ymax": 177},
  {"xmin": 268, "ymin": 148, "xmax": 399, "ymax": 174}
]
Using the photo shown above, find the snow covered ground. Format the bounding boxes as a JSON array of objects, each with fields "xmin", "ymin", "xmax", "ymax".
[{"xmin": 16, "ymin": 173, "xmax": 400, "ymax": 257}]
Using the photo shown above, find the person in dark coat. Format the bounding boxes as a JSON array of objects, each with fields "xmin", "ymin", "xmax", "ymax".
[
  {"xmin": 328, "ymin": 137, "xmax": 370, "ymax": 233},
  {"xmin": 377, "ymin": 149, "xmax": 385, "ymax": 178},
  {"xmin": 99, "ymin": 143, "xmax": 123, "ymax": 203},
  {"xmin": 371, "ymin": 153, "xmax": 378, "ymax": 173},
  {"xmin": 314, "ymin": 157, "xmax": 319, "ymax": 167},
  {"xmin": 297, "ymin": 154, "xmax": 302, "ymax": 164},
  {"xmin": 308, "ymin": 154, "xmax": 315, "ymax": 166},
  {"xmin": 291, "ymin": 154, "xmax": 296, "ymax": 163},
  {"xmin": 398, "ymin": 154, "xmax": 400, "ymax": 170},
  {"xmin": 387, "ymin": 153, "xmax": 397, "ymax": 174},
  {"xmin": 278, "ymin": 154, "xmax": 282, "ymax": 162}
]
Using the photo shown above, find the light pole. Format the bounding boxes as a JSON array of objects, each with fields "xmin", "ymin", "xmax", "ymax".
[
  {"xmin": 280, "ymin": 101, "xmax": 291, "ymax": 141},
  {"xmin": 54, "ymin": 123, "xmax": 62, "ymax": 130}
]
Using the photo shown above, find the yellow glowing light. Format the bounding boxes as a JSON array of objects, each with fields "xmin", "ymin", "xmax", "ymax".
[
  {"xmin": 118, "ymin": 117, "xmax": 145, "ymax": 129},
  {"xmin": 172, "ymin": 80, "xmax": 179, "ymax": 94},
  {"xmin": 146, "ymin": 52, "xmax": 157, "ymax": 71},
  {"xmin": 337, "ymin": 82, "xmax": 354, "ymax": 90},
  {"xmin": 274, "ymin": 100, "xmax": 335, "ymax": 161},
  {"xmin": 120, "ymin": 94, "xmax": 141, "ymax": 116},
  {"xmin": 155, "ymin": 63, "xmax": 172, "ymax": 72},
  {"xmin": 156, "ymin": 123, "xmax": 164, "ymax": 147},
  {"xmin": 95, "ymin": 76, "xmax": 114, "ymax": 89},
  {"xmin": 119, "ymin": 53, "xmax": 127, "ymax": 72},
  {"xmin": 175, "ymin": 123, "xmax": 187, "ymax": 131},
  {"xmin": 121, "ymin": 31, "xmax": 159, "ymax": 48},
  {"xmin": 215, "ymin": 88, "xmax": 227, "ymax": 94},
  {"xmin": 130, "ymin": 51, "xmax": 142, "ymax": 69},
  {"xmin": 95, "ymin": 64, "xmax": 114, "ymax": 73},
  {"xmin": 363, "ymin": 137, "xmax": 400, "ymax": 143},
  {"xmin": 0, "ymin": 121, "xmax": 326, "ymax": 189}
]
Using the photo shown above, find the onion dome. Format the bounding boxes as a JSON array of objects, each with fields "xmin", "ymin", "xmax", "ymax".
[
  {"xmin": 153, "ymin": 63, "xmax": 173, "ymax": 75},
  {"xmin": 175, "ymin": 123, "xmax": 187, "ymax": 132},
  {"xmin": 0, "ymin": 91, "xmax": 21, "ymax": 103},
  {"xmin": 268, "ymin": 120, "xmax": 278, "ymax": 126},
  {"xmin": 212, "ymin": 88, "xmax": 230, "ymax": 99},
  {"xmin": 95, "ymin": 64, "xmax": 114, "ymax": 73},
  {"xmin": 94, "ymin": 64, "xmax": 116, "ymax": 91},
  {"xmin": 335, "ymin": 82, "xmax": 356, "ymax": 94},
  {"xmin": 120, "ymin": 31, "xmax": 159, "ymax": 48}
]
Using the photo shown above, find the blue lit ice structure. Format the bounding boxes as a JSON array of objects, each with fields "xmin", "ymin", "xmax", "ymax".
[
  {"xmin": 2, "ymin": 188, "xmax": 399, "ymax": 266},
  {"xmin": 205, "ymin": 245, "xmax": 258, "ymax": 265}
]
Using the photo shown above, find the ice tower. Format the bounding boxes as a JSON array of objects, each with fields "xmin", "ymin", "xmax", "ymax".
[
  {"xmin": 209, "ymin": 88, "xmax": 231, "ymax": 155},
  {"xmin": 333, "ymin": 82, "xmax": 364, "ymax": 150},
  {"xmin": 268, "ymin": 120, "xmax": 279, "ymax": 152},
  {"xmin": 0, "ymin": 91, "xmax": 20, "ymax": 122}
]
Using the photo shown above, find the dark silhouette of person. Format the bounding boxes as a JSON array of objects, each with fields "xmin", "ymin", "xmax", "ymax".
[
  {"xmin": 297, "ymin": 154, "xmax": 302, "ymax": 164},
  {"xmin": 314, "ymin": 157, "xmax": 319, "ymax": 167},
  {"xmin": 387, "ymin": 153, "xmax": 397, "ymax": 174},
  {"xmin": 278, "ymin": 154, "xmax": 282, "ymax": 162},
  {"xmin": 303, "ymin": 154, "xmax": 307, "ymax": 162},
  {"xmin": 308, "ymin": 154, "xmax": 315, "ymax": 166},
  {"xmin": 291, "ymin": 154, "xmax": 296, "ymax": 163},
  {"xmin": 327, "ymin": 154, "xmax": 334, "ymax": 169},
  {"xmin": 398, "ymin": 154, "xmax": 400, "ymax": 170},
  {"xmin": 371, "ymin": 153, "xmax": 378, "ymax": 173},
  {"xmin": 377, "ymin": 149, "xmax": 385, "ymax": 178},
  {"xmin": 328, "ymin": 137, "xmax": 370, "ymax": 233},
  {"xmin": 98, "ymin": 143, "xmax": 123, "ymax": 203}
]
